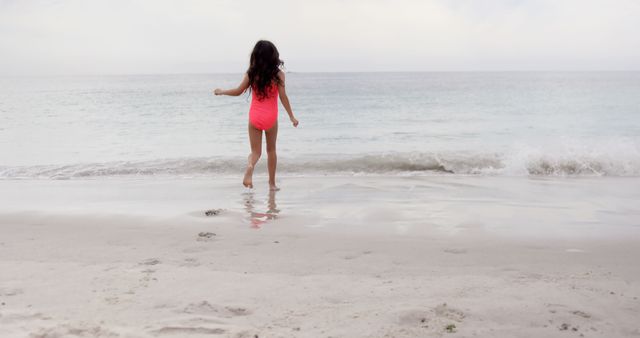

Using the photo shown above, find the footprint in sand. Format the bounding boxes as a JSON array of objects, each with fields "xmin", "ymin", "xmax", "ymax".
[
  {"xmin": 154, "ymin": 302, "xmax": 252, "ymax": 336},
  {"xmin": 181, "ymin": 301, "xmax": 252, "ymax": 318},
  {"xmin": 197, "ymin": 232, "xmax": 216, "ymax": 242},
  {"xmin": 181, "ymin": 257, "xmax": 200, "ymax": 267},
  {"xmin": 151, "ymin": 326, "xmax": 226, "ymax": 335},
  {"xmin": 205, "ymin": 209, "xmax": 223, "ymax": 217},
  {"xmin": 0, "ymin": 287, "xmax": 24, "ymax": 297},
  {"xmin": 1, "ymin": 312, "xmax": 51, "ymax": 321},
  {"xmin": 398, "ymin": 303, "xmax": 466, "ymax": 333},
  {"xmin": 433, "ymin": 303, "xmax": 465, "ymax": 321},
  {"xmin": 139, "ymin": 258, "xmax": 161, "ymax": 266},
  {"xmin": 572, "ymin": 310, "xmax": 591, "ymax": 319},
  {"xmin": 545, "ymin": 304, "xmax": 595, "ymax": 334},
  {"xmin": 139, "ymin": 268, "xmax": 157, "ymax": 288},
  {"xmin": 30, "ymin": 324, "xmax": 118, "ymax": 337}
]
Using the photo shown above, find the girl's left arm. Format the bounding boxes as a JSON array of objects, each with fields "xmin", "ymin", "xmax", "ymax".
[
  {"xmin": 277, "ymin": 71, "xmax": 299, "ymax": 127},
  {"xmin": 214, "ymin": 73, "xmax": 249, "ymax": 96}
]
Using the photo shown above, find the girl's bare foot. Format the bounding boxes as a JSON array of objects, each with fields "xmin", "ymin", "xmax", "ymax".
[
  {"xmin": 269, "ymin": 183, "xmax": 280, "ymax": 191},
  {"xmin": 243, "ymin": 165, "xmax": 254, "ymax": 188}
]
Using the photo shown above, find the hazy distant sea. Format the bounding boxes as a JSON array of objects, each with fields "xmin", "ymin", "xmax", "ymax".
[{"xmin": 1, "ymin": 72, "xmax": 639, "ymax": 179}]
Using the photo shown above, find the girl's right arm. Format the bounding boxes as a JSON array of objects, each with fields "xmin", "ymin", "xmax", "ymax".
[{"xmin": 214, "ymin": 73, "xmax": 249, "ymax": 96}]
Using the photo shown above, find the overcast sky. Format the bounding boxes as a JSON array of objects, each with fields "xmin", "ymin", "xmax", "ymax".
[{"xmin": 1, "ymin": 0, "xmax": 639, "ymax": 75}]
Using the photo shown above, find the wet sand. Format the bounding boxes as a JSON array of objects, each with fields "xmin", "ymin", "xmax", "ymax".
[{"xmin": 1, "ymin": 177, "xmax": 639, "ymax": 337}]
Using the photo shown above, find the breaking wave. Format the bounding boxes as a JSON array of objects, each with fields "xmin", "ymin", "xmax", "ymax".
[{"xmin": 2, "ymin": 148, "xmax": 640, "ymax": 179}]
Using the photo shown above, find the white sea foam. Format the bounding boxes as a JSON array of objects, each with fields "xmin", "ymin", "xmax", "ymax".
[{"xmin": 2, "ymin": 146, "xmax": 639, "ymax": 179}]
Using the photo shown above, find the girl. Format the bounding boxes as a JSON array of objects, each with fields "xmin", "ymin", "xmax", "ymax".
[{"xmin": 214, "ymin": 40, "xmax": 299, "ymax": 191}]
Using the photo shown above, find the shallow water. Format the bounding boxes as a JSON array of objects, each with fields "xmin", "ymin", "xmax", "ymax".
[
  {"xmin": 1, "ymin": 177, "xmax": 638, "ymax": 239},
  {"xmin": 1, "ymin": 72, "xmax": 639, "ymax": 178}
]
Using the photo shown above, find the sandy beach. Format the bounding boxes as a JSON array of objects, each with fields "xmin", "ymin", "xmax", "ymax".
[
  {"xmin": 3, "ymin": 0, "xmax": 640, "ymax": 336},
  {"xmin": 1, "ymin": 176, "xmax": 639, "ymax": 337}
]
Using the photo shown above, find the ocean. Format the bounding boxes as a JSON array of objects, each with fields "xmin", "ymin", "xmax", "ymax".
[
  {"xmin": 2, "ymin": 73, "xmax": 640, "ymax": 334},
  {"xmin": 1, "ymin": 72, "xmax": 639, "ymax": 179}
]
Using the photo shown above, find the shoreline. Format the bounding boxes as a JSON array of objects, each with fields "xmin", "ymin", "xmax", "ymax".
[{"xmin": 1, "ymin": 176, "xmax": 638, "ymax": 239}]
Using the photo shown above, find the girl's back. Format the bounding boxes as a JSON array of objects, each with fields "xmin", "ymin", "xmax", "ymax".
[{"xmin": 249, "ymin": 84, "xmax": 279, "ymax": 131}]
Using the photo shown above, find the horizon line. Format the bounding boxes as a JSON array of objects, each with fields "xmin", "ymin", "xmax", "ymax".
[{"xmin": 2, "ymin": 69, "xmax": 640, "ymax": 78}]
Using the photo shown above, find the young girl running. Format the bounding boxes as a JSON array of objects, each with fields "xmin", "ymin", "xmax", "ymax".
[{"xmin": 214, "ymin": 40, "xmax": 299, "ymax": 191}]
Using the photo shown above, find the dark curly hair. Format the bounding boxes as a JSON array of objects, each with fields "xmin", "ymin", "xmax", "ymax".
[{"xmin": 247, "ymin": 40, "xmax": 283, "ymax": 100}]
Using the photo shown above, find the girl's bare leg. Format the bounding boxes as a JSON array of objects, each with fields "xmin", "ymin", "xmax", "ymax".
[
  {"xmin": 265, "ymin": 121, "xmax": 279, "ymax": 191},
  {"xmin": 244, "ymin": 123, "xmax": 263, "ymax": 188}
]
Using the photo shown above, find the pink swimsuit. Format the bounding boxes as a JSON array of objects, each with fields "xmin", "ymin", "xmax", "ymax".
[{"xmin": 249, "ymin": 84, "xmax": 278, "ymax": 131}]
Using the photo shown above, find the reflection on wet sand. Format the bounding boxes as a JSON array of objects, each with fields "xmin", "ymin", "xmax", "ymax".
[{"xmin": 243, "ymin": 190, "xmax": 279, "ymax": 228}]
